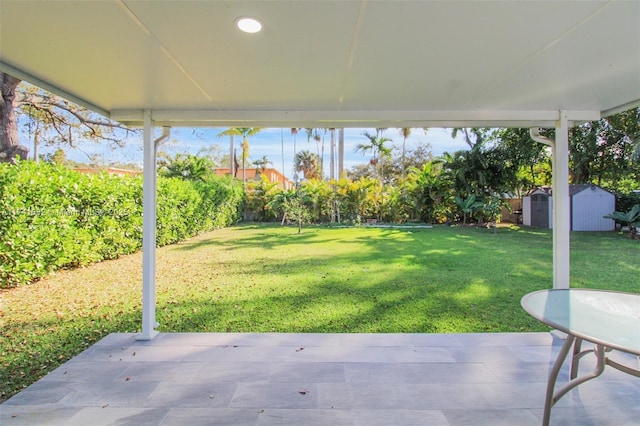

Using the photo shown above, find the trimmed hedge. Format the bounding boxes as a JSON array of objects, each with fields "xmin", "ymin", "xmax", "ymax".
[{"xmin": 0, "ymin": 161, "xmax": 243, "ymax": 288}]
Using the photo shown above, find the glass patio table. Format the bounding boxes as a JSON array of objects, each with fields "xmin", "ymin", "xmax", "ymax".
[{"xmin": 521, "ymin": 289, "xmax": 640, "ymax": 426}]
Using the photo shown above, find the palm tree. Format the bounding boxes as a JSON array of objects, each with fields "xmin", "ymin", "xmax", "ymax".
[
  {"xmin": 305, "ymin": 128, "xmax": 323, "ymax": 176},
  {"xmin": 217, "ymin": 127, "xmax": 261, "ymax": 185},
  {"xmin": 338, "ymin": 128, "xmax": 345, "ymax": 178},
  {"xmin": 375, "ymin": 128, "xmax": 388, "ymax": 138},
  {"xmin": 291, "ymin": 128, "xmax": 299, "ymax": 186},
  {"xmin": 329, "ymin": 128, "xmax": 336, "ymax": 181},
  {"xmin": 399, "ymin": 128, "xmax": 411, "ymax": 181},
  {"xmin": 299, "ymin": 178, "xmax": 330, "ymax": 222},
  {"xmin": 355, "ymin": 131, "xmax": 392, "ymax": 181},
  {"xmin": 267, "ymin": 189, "xmax": 297, "ymax": 225},
  {"xmin": 295, "ymin": 150, "xmax": 321, "ymax": 180},
  {"xmin": 253, "ymin": 155, "xmax": 272, "ymax": 177},
  {"xmin": 406, "ymin": 161, "xmax": 450, "ymax": 222},
  {"xmin": 439, "ymin": 141, "xmax": 494, "ymax": 198},
  {"xmin": 451, "ymin": 128, "xmax": 485, "ymax": 149}
]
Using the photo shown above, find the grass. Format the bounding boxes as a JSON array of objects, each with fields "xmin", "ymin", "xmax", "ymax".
[{"xmin": 1, "ymin": 224, "xmax": 638, "ymax": 401}]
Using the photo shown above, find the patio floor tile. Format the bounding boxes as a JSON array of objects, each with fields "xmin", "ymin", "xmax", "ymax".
[{"xmin": 1, "ymin": 332, "xmax": 638, "ymax": 425}]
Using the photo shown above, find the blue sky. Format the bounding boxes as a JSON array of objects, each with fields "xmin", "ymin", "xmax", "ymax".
[{"xmin": 34, "ymin": 127, "xmax": 469, "ymax": 180}]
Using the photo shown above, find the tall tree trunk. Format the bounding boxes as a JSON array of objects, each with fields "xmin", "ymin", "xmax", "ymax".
[
  {"xmin": 229, "ymin": 134, "xmax": 234, "ymax": 177},
  {"xmin": 33, "ymin": 123, "xmax": 40, "ymax": 163},
  {"xmin": 242, "ymin": 138, "xmax": 247, "ymax": 185},
  {"xmin": 530, "ymin": 164, "xmax": 535, "ymax": 187},
  {"xmin": 401, "ymin": 136, "xmax": 407, "ymax": 181},
  {"xmin": 291, "ymin": 128, "xmax": 298, "ymax": 187},
  {"xmin": 338, "ymin": 129, "xmax": 344, "ymax": 178},
  {"xmin": 329, "ymin": 129, "xmax": 335, "ymax": 181},
  {"xmin": 281, "ymin": 128, "xmax": 286, "ymax": 189},
  {"xmin": 0, "ymin": 72, "xmax": 29, "ymax": 163}
]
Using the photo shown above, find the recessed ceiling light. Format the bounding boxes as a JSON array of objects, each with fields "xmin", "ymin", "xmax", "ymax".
[{"xmin": 236, "ymin": 17, "xmax": 262, "ymax": 34}]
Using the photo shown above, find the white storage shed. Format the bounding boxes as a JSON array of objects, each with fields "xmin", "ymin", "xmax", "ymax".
[{"xmin": 523, "ymin": 185, "xmax": 615, "ymax": 231}]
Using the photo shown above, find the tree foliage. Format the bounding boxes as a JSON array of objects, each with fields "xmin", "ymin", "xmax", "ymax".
[
  {"xmin": 158, "ymin": 153, "xmax": 216, "ymax": 182},
  {"xmin": 266, "ymin": 188, "xmax": 311, "ymax": 233},
  {"xmin": 355, "ymin": 131, "xmax": 392, "ymax": 181},
  {"xmin": 216, "ymin": 127, "xmax": 261, "ymax": 183},
  {"xmin": 245, "ymin": 174, "xmax": 280, "ymax": 222},
  {"xmin": 295, "ymin": 150, "xmax": 321, "ymax": 180},
  {"xmin": 241, "ymin": 111, "xmax": 639, "ymax": 227},
  {"xmin": 569, "ymin": 109, "xmax": 640, "ymax": 188},
  {"xmin": 1, "ymin": 73, "xmax": 137, "ymax": 163},
  {"xmin": 454, "ymin": 195, "xmax": 484, "ymax": 226}
]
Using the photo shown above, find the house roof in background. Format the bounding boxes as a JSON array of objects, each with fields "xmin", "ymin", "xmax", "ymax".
[{"xmin": 1, "ymin": 0, "xmax": 638, "ymax": 129}]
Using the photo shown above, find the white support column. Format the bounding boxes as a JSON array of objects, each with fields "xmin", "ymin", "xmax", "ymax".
[
  {"xmin": 552, "ymin": 111, "xmax": 571, "ymax": 289},
  {"xmin": 138, "ymin": 110, "xmax": 158, "ymax": 340}
]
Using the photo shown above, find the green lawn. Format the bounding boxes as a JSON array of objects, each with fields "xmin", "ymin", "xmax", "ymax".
[{"xmin": 1, "ymin": 224, "xmax": 638, "ymax": 401}]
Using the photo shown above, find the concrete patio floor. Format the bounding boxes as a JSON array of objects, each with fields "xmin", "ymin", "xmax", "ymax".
[{"xmin": 1, "ymin": 332, "xmax": 638, "ymax": 425}]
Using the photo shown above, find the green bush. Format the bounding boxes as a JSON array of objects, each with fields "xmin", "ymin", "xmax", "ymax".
[
  {"xmin": 0, "ymin": 161, "xmax": 243, "ymax": 288},
  {"xmin": 616, "ymin": 191, "xmax": 640, "ymax": 213},
  {"xmin": 194, "ymin": 175, "xmax": 244, "ymax": 229}
]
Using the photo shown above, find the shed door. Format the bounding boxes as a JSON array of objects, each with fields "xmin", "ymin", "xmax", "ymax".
[{"xmin": 531, "ymin": 194, "xmax": 549, "ymax": 228}]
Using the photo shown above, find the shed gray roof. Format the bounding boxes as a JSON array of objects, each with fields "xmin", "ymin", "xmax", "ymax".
[
  {"xmin": 569, "ymin": 184, "xmax": 613, "ymax": 197},
  {"xmin": 526, "ymin": 184, "xmax": 613, "ymax": 198}
]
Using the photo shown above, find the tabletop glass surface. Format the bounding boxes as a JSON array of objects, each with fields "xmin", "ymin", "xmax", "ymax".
[{"xmin": 521, "ymin": 289, "xmax": 640, "ymax": 355}]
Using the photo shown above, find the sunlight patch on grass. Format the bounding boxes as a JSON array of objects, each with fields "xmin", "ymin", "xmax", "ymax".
[
  {"xmin": 453, "ymin": 282, "xmax": 492, "ymax": 301},
  {"xmin": 2, "ymin": 224, "xmax": 638, "ymax": 402}
]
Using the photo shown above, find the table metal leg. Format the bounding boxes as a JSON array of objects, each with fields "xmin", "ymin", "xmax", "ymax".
[
  {"xmin": 553, "ymin": 344, "xmax": 606, "ymax": 402},
  {"xmin": 543, "ymin": 334, "xmax": 576, "ymax": 426},
  {"xmin": 544, "ymin": 337, "xmax": 608, "ymax": 426},
  {"xmin": 570, "ymin": 337, "xmax": 583, "ymax": 379}
]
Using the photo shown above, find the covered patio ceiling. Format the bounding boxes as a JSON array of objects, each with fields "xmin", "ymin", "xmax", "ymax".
[
  {"xmin": 1, "ymin": 0, "xmax": 639, "ymax": 340},
  {"xmin": 1, "ymin": 0, "xmax": 639, "ymax": 129}
]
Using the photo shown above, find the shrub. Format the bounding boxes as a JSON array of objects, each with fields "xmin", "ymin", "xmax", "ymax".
[
  {"xmin": 0, "ymin": 161, "xmax": 243, "ymax": 288},
  {"xmin": 244, "ymin": 175, "xmax": 280, "ymax": 222},
  {"xmin": 202, "ymin": 175, "xmax": 244, "ymax": 229},
  {"xmin": 616, "ymin": 191, "xmax": 640, "ymax": 213}
]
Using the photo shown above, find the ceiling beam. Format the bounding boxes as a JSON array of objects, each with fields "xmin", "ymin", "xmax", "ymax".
[
  {"xmin": 111, "ymin": 109, "xmax": 601, "ymax": 129},
  {"xmin": 601, "ymin": 99, "xmax": 640, "ymax": 118}
]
